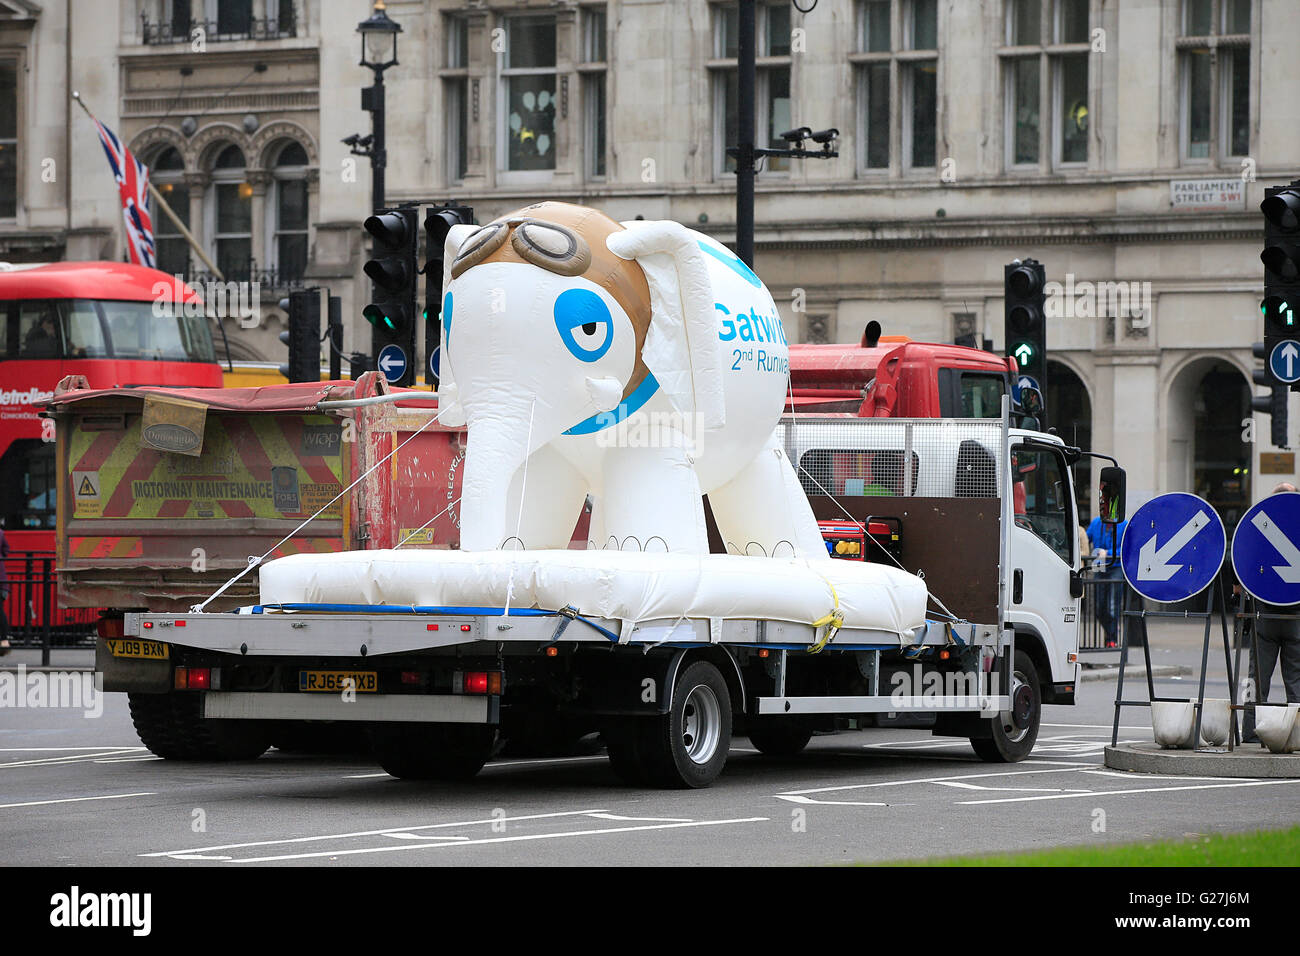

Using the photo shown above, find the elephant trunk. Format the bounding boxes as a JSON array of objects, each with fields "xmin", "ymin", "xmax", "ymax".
[{"xmin": 459, "ymin": 407, "xmax": 535, "ymax": 552}]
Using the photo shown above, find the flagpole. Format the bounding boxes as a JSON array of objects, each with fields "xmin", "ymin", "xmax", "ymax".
[{"xmin": 71, "ymin": 91, "xmax": 226, "ymax": 281}]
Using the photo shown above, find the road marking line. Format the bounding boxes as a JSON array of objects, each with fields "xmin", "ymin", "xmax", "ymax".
[
  {"xmin": 585, "ymin": 812, "xmax": 693, "ymax": 822},
  {"xmin": 1081, "ymin": 769, "xmax": 1260, "ymax": 783},
  {"xmin": 94, "ymin": 756, "xmax": 163, "ymax": 764},
  {"xmin": 229, "ymin": 817, "xmax": 772, "ymax": 864},
  {"xmin": 0, "ymin": 792, "xmax": 156, "ymax": 810},
  {"xmin": 957, "ymin": 778, "xmax": 1300, "ymax": 805},
  {"xmin": 0, "ymin": 747, "xmax": 147, "ymax": 752},
  {"xmin": 382, "ymin": 833, "xmax": 472, "ymax": 841},
  {"xmin": 0, "ymin": 749, "xmax": 145, "ymax": 769},
  {"xmin": 482, "ymin": 756, "xmax": 609, "ymax": 769},
  {"xmin": 776, "ymin": 795, "xmax": 892, "ymax": 807},
  {"xmin": 777, "ymin": 764, "xmax": 1096, "ymax": 797},
  {"xmin": 141, "ymin": 809, "xmax": 611, "ymax": 857},
  {"xmin": 342, "ymin": 772, "xmax": 390, "ymax": 779},
  {"xmin": 931, "ymin": 781, "xmax": 1092, "ymax": 794}
]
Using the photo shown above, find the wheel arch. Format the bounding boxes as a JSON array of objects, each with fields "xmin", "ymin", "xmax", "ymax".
[{"xmin": 667, "ymin": 646, "xmax": 747, "ymax": 716}]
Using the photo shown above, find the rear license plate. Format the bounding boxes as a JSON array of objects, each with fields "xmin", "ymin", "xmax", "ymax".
[
  {"xmin": 106, "ymin": 639, "xmax": 169, "ymax": 660},
  {"xmin": 298, "ymin": 671, "xmax": 378, "ymax": 693}
]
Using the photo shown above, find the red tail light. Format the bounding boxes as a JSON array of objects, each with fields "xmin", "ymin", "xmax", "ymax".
[
  {"xmin": 462, "ymin": 671, "xmax": 503, "ymax": 695},
  {"xmin": 97, "ymin": 617, "xmax": 125, "ymax": 639},
  {"xmin": 187, "ymin": 667, "xmax": 210, "ymax": 689}
]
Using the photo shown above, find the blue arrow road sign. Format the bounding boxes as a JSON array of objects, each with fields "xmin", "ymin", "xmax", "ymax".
[
  {"xmin": 377, "ymin": 344, "xmax": 408, "ymax": 383},
  {"xmin": 1231, "ymin": 492, "xmax": 1300, "ymax": 606},
  {"xmin": 1269, "ymin": 340, "xmax": 1300, "ymax": 384},
  {"xmin": 429, "ymin": 346, "xmax": 440, "ymax": 382},
  {"xmin": 1120, "ymin": 492, "xmax": 1226, "ymax": 603}
]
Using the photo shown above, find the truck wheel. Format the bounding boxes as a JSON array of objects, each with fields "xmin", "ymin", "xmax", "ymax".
[
  {"xmin": 746, "ymin": 718, "xmax": 813, "ymax": 757},
  {"xmin": 970, "ymin": 650, "xmax": 1040, "ymax": 763},
  {"xmin": 128, "ymin": 692, "xmax": 270, "ymax": 761},
  {"xmin": 639, "ymin": 661, "xmax": 732, "ymax": 789},
  {"xmin": 371, "ymin": 723, "xmax": 496, "ymax": 781}
]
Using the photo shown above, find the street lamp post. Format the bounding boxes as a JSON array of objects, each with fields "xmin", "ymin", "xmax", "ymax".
[{"xmin": 355, "ymin": 1, "xmax": 401, "ymax": 212}]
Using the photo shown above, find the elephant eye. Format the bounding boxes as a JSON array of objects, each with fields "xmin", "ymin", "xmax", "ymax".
[{"xmin": 554, "ymin": 288, "xmax": 613, "ymax": 363}]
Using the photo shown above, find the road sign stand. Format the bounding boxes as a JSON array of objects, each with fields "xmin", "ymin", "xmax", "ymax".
[
  {"xmin": 1109, "ymin": 577, "xmax": 1239, "ymax": 753},
  {"xmin": 1232, "ymin": 596, "xmax": 1300, "ymax": 746}
]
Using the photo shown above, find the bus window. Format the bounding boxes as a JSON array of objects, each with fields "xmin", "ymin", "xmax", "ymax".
[
  {"xmin": 0, "ymin": 439, "xmax": 56, "ymax": 530},
  {"xmin": 63, "ymin": 300, "xmax": 109, "ymax": 358},
  {"xmin": 18, "ymin": 301, "xmax": 61, "ymax": 359},
  {"xmin": 97, "ymin": 300, "xmax": 215, "ymax": 363}
]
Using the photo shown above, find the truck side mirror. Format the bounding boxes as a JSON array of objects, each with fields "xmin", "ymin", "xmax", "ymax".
[
  {"xmin": 1099, "ymin": 466, "xmax": 1126, "ymax": 524},
  {"xmin": 1016, "ymin": 385, "xmax": 1044, "ymax": 431}
]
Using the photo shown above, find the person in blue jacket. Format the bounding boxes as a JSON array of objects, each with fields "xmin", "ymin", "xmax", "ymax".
[{"xmin": 1087, "ymin": 504, "xmax": 1129, "ymax": 648}]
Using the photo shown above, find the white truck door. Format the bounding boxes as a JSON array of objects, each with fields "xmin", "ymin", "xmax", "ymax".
[{"xmin": 1007, "ymin": 442, "xmax": 1079, "ymax": 685}]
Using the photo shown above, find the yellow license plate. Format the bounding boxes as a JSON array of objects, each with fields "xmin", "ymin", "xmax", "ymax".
[
  {"xmin": 106, "ymin": 639, "xmax": 170, "ymax": 660},
  {"xmin": 298, "ymin": 671, "xmax": 378, "ymax": 693}
]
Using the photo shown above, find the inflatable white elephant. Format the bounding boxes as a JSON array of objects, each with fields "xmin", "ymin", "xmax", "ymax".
[{"xmin": 437, "ymin": 201, "xmax": 827, "ymax": 559}]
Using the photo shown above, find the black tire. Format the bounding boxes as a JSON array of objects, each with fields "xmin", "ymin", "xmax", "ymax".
[
  {"xmin": 370, "ymin": 723, "xmax": 496, "ymax": 781},
  {"xmin": 971, "ymin": 650, "xmax": 1041, "ymax": 762},
  {"xmin": 128, "ymin": 692, "xmax": 270, "ymax": 761},
  {"xmin": 746, "ymin": 718, "xmax": 813, "ymax": 757},
  {"xmin": 639, "ymin": 661, "xmax": 732, "ymax": 789}
]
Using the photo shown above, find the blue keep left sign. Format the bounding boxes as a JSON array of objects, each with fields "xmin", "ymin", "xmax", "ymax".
[
  {"xmin": 1231, "ymin": 492, "xmax": 1300, "ymax": 606},
  {"xmin": 1120, "ymin": 492, "xmax": 1226, "ymax": 603}
]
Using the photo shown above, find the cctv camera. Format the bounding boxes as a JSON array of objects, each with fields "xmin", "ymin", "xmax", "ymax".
[
  {"xmin": 342, "ymin": 134, "xmax": 360, "ymax": 147},
  {"xmin": 779, "ymin": 126, "xmax": 812, "ymax": 144},
  {"xmin": 809, "ymin": 128, "xmax": 839, "ymax": 145}
]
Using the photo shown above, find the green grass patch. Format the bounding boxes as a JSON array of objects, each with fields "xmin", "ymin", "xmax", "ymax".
[{"xmin": 889, "ymin": 825, "xmax": 1300, "ymax": 866}]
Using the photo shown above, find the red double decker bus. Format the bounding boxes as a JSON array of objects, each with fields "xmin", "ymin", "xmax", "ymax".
[{"xmin": 0, "ymin": 261, "xmax": 223, "ymax": 643}]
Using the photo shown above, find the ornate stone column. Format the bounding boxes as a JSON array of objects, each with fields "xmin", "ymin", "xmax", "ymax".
[{"xmin": 247, "ymin": 168, "xmax": 271, "ymax": 278}]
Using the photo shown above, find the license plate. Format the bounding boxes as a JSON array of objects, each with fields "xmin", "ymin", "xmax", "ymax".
[
  {"xmin": 298, "ymin": 671, "xmax": 378, "ymax": 693},
  {"xmin": 106, "ymin": 639, "xmax": 169, "ymax": 660}
]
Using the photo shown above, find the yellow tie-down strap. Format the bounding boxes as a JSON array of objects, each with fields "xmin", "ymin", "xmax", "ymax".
[{"xmin": 808, "ymin": 574, "xmax": 844, "ymax": 655}]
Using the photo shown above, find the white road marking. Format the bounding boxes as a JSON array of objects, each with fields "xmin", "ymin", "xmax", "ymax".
[
  {"xmin": 229, "ymin": 817, "xmax": 772, "ymax": 864},
  {"xmin": 482, "ymin": 756, "xmax": 609, "ymax": 769},
  {"xmin": 585, "ymin": 812, "xmax": 693, "ymax": 823},
  {"xmin": 0, "ymin": 792, "xmax": 156, "ymax": 810},
  {"xmin": 777, "ymin": 764, "xmax": 1095, "ymax": 797},
  {"xmin": 931, "ymin": 780, "xmax": 1091, "ymax": 794},
  {"xmin": 776, "ymin": 795, "xmax": 892, "ymax": 807},
  {"xmin": 169, "ymin": 855, "xmax": 233, "ymax": 861},
  {"xmin": 142, "ymin": 809, "xmax": 611, "ymax": 858},
  {"xmin": 0, "ymin": 746, "xmax": 147, "ymax": 751},
  {"xmin": 1041, "ymin": 723, "xmax": 1155, "ymax": 731},
  {"xmin": 0, "ymin": 749, "xmax": 145, "ymax": 769},
  {"xmin": 94, "ymin": 756, "xmax": 163, "ymax": 764},
  {"xmin": 342, "ymin": 772, "xmax": 389, "ymax": 779},
  {"xmin": 382, "ymin": 833, "xmax": 472, "ymax": 841},
  {"xmin": 958, "ymin": 778, "xmax": 1300, "ymax": 805}
]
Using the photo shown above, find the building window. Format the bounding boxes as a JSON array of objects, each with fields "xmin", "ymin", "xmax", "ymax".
[
  {"xmin": 501, "ymin": 14, "xmax": 557, "ymax": 173},
  {"xmin": 271, "ymin": 142, "xmax": 309, "ymax": 283},
  {"xmin": 143, "ymin": 0, "xmax": 295, "ymax": 43},
  {"xmin": 851, "ymin": 0, "xmax": 939, "ymax": 174},
  {"xmin": 0, "ymin": 60, "xmax": 16, "ymax": 219},
  {"xmin": 1178, "ymin": 0, "xmax": 1250, "ymax": 162},
  {"xmin": 150, "ymin": 147, "xmax": 190, "ymax": 278},
  {"xmin": 999, "ymin": 0, "xmax": 1091, "ymax": 170},
  {"xmin": 207, "ymin": 144, "xmax": 251, "ymax": 280},
  {"xmin": 712, "ymin": 2, "xmax": 794, "ymax": 176},
  {"xmin": 443, "ymin": 15, "xmax": 470, "ymax": 183},
  {"xmin": 580, "ymin": 7, "xmax": 607, "ymax": 179}
]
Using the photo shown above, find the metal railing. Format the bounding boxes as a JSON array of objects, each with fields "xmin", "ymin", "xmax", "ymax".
[
  {"xmin": 141, "ymin": 10, "xmax": 297, "ymax": 44},
  {"xmin": 1078, "ymin": 570, "xmax": 1137, "ymax": 652},
  {"xmin": 3, "ymin": 552, "xmax": 98, "ymax": 659}
]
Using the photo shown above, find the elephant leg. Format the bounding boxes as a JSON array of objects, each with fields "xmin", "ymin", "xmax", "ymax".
[
  {"xmin": 707, "ymin": 433, "xmax": 829, "ymax": 560},
  {"xmin": 497, "ymin": 445, "xmax": 590, "ymax": 551},
  {"xmin": 601, "ymin": 443, "xmax": 709, "ymax": 553}
]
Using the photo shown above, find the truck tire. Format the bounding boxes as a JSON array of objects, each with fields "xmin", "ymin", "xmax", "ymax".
[
  {"xmin": 746, "ymin": 718, "xmax": 813, "ymax": 757},
  {"xmin": 638, "ymin": 661, "xmax": 732, "ymax": 789},
  {"xmin": 371, "ymin": 723, "xmax": 496, "ymax": 781},
  {"xmin": 128, "ymin": 692, "xmax": 270, "ymax": 761},
  {"xmin": 970, "ymin": 650, "xmax": 1040, "ymax": 763}
]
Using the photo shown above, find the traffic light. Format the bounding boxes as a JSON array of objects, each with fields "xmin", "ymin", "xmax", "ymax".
[
  {"xmin": 423, "ymin": 202, "xmax": 474, "ymax": 387},
  {"xmin": 1252, "ymin": 342, "xmax": 1288, "ymax": 448},
  {"xmin": 1261, "ymin": 182, "xmax": 1300, "ymax": 392},
  {"xmin": 1004, "ymin": 258, "xmax": 1047, "ymax": 393},
  {"xmin": 278, "ymin": 288, "xmax": 321, "ymax": 383},
  {"xmin": 363, "ymin": 206, "xmax": 418, "ymax": 386}
]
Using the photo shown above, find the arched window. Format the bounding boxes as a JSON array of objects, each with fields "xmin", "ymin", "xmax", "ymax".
[
  {"xmin": 271, "ymin": 141, "xmax": 309, "ymax": 282},
  {"xmin": 207, "ymin": 144, "xmax": 251, "ymax": 279},
  {"xmin": 149, "ymin": 146, "xmax": 189, "ymax": 278}
]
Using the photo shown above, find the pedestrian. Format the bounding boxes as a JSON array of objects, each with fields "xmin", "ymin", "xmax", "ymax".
[
  {"xmin": 1243, "ymin": 482, "xmax": 1300, "ymax": 744},
  {"xmin": 1087, "ymin": 499, "xmax": 1129, "ymax": 648},
  {"xmin": 0, "ymin": 518, "xmax": 10, "ymax": 655}
]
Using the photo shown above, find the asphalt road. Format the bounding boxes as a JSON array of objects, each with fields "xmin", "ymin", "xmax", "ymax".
[{"xmin": 2, "ymin": 623, "xmax": 1296, "ymax": 867}]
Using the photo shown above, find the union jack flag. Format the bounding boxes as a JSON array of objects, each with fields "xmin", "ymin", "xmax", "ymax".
[{"xmin": 93, "ymin": 118, "xmax": 156, "ymax": 269}]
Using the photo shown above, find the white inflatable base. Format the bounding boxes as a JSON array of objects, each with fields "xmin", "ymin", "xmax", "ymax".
[{"xmin": 259, "ymin": 549, "xmax": 928, "ymax": 643}]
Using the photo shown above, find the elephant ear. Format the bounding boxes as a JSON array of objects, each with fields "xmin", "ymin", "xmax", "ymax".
[
  {"xmin": 434, "ymin": 223, "xmax": 479, "ymax": 428},
  {"xmin": 606, "ymin": 220, "xmax": 725, "ymax": 431}
]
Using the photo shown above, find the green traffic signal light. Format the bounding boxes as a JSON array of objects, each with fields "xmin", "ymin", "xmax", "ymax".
[
  {"xmin": 1012, "ymin": 341, "xmax": 1036, "ymax": 366},
  {"xmin": 363, "ymin": 303, "xmax": 404, "ymax": 332},
  {"xmin": 1263, "ymin": 295, "xmax": 1296, "ymax": 330}
]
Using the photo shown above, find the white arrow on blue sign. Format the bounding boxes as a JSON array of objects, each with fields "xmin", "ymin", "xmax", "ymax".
[
  {"xmin": 377, "ymin": 344, "xmax": 408, "ymax": 383},
  {"xmin": 1120, "ymin": 492, "xmax": 1226, "ymax": 603},
  {"xmin": 1269, "ymin": 340, "xmax": 1300, "ymax": 385},
  {"xmin": 1231, "ymin": 492, "xmax": 1300, "ymax": 606}
]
